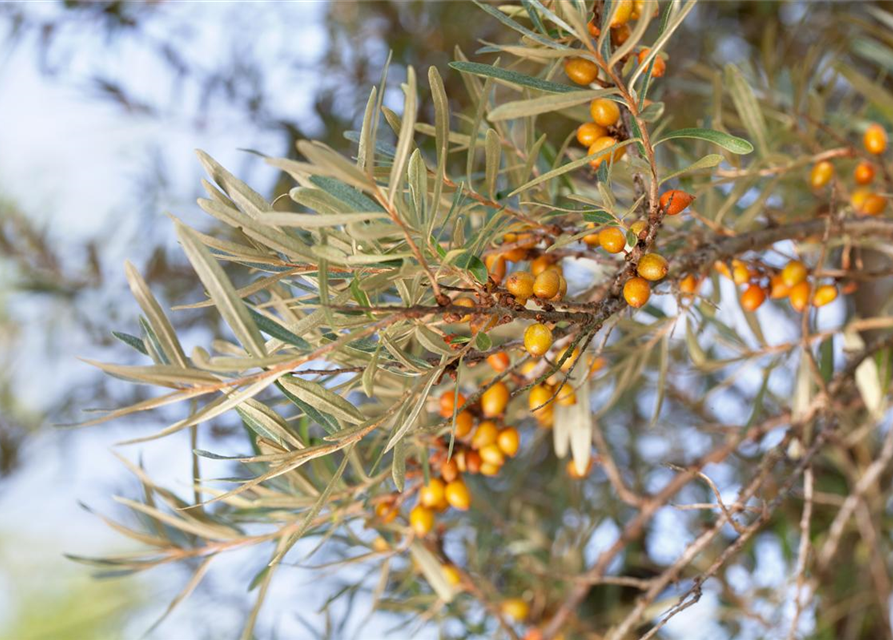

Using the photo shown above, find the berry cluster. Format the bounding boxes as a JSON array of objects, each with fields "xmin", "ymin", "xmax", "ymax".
[{"xmin": 810, "ymin": 123, "xmax": 888, "ymax": 216}]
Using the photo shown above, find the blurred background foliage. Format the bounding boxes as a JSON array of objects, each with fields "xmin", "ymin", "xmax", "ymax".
[{"xmin": 1, "ymin": 1, "xmax": 893, "ymax": 639}]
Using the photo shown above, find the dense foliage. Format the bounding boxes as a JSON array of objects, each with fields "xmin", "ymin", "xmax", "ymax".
[{"xmin": 76, "ymin": 1, "xmax": 893, "ymax": 638}]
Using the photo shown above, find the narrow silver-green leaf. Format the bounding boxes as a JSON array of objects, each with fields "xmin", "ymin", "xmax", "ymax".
[
  {"xmin": 655, "ymin": 128, "xmax": 754, "ymax": 155},
  {"xmin": 724, "ymin": 64, "xmax": 768, "ymax": 156},
  {"xmin": 279, "ymin": 375, "xmax": 365, "ymax": 426},
  {"xmin": 124, "ymin": 262, "xmax": 188, "ymax": 368},
  {"xmin": 388, "ymin": 66, "xmax": 418, "ymax": 206},
  {"xmin": 487, "ymin": 88, "xmax": 616, "ymax": 121},
  {"xmin": 484, "ymin": 128, "xmax": 501, "ymax": 200},
  {"xmin": 659, "ymin": 154, "xmax": 725, "ymax": 184}
]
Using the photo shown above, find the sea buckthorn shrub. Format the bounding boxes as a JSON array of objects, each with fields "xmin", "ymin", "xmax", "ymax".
[{"xmin": 81, "ymin": 2, "xmax": 893, "ymax": 639}]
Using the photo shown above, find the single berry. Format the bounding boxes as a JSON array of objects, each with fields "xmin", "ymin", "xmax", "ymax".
[
  {"xmin": 588, "ymin": 136, "xmax": 625, "ymax": 169},
  {"xmin": 781, "ymin": 260, "xmax": 808, "ymax": 288},
  {"xmin": 479, "ymin": 443, "xmax": 505, "ymax": 467},
  {"xmin": 587, "ymin": 19, "xmax": 600, "ymax": 37},
  {"xmin": 442, "ymin": 565, "xmax": 462, "ymax": 587},
  {"xmin": 454, "ymin": 410, "xmax": 474, "ymax": 438},
  {"xmin": 583, "ymin": 225, "xmax": 601, "ymax": 247},
  {"xmin": 590, "ymin": 98, "xmax": 621, "ymax": 127},
  {"xmin": 524, "ymin": 323, "xmax": 554, "ymax": 357},
  {"xmin": 564, "ymin": 58, "xmax": 598, "ymax": 85},
  {"xmin": 599, "ymin": 226, "xmax": 627, "ymax": 253},
  {"xmin": 481, "ymin": 382, "xmax": 510, "ymax": 417},
  {"xmin": 497, "ymin": 427, "xmax": 520, "ymax": 457},
  {"xmin": 813, "ymin": 284, "xmax": 838, "ymax": 307},
  {"xmin": 576, "ymin": 122, "xmax": 608, "ymax": 147},
  {"xmin": 479, "ymin": 462, "xmax": 501, "ymax": 476},
  {"xmin": 471, "ymin": 420, "xmax": 499, "ymax": 449},
  {"xmin": 637, "ymin": 253, "xmax": 669, "ymax": 281},
  {"xmin": 732, "ymin": 259, "xmax": 752, "ymax": 286},
  {"xmin": 439, "ymin": 390, "xmax": 466, "ymax": 418},
  {"xmin": 740, "ymin": 284, "xmax": 766, "ymax": 312},
  {"xmin": 530, "ymin": 255, "xmax": 555, "ymax": 276},
  {"xmin": 788, "ymin": 281, "xmax": 811, "ymax": 312},
  {"xmin": 485, "ymin": 254, "xmax": 506, "ymax": 284},
  {"xmin": 679, "ymin": 274, "xmax": 701, "ymax": 295},
  {"xmin": 487, "ymin": 352, "xmax": 511, "ymax": 372},
  {"xmin": 410, "ymin": 505, "xmax": 435, "ymax": 537},
  {"xmin": 501, "ymin": 598, "xmax": 530, "ymax": 622},
  {"xmin": 440, "ymin": 459, "xmax": 459, "ymax": 483},
  {"xmin": 506, "ymin": 270, "xmax": 535, "ymax": 301},
  {"xmin": 854, "ymin": 161, "xmax": 875, "ymax": 185},
  {"xmin": 533, "ymin": 269, "xmax": 561, "ymax": 299},
  {"xmin": 556, "ymin": 384, "xmax": 577, "ymax": 406},
  {"xmin": 623, "ymin": 276, "xmax": 651, "ymax": 308},
  {"xmin": 557, "ymin": 345, "xmax": 581, "ymax": 371},
  {"xmin": 609, "ymin": 0, "xmax": 634, "ymax": 27},
  {"xmin": 659, "ymin": 190, "xmax": 694, "ymax": 215},
  {"xmin": 420, "ymin": 478, "xmax": 447, "ymax": 510},
  {"xmin": 445, "ymin": 479, "xmax": 471, "ymax": 510},
  {"xmin": 375, "ymin": 500, "xmax": 398, "ymax": 524},
  {"xmin": 630, "ymin": 220, "xmax": 647, "ymax": 237},
  {"xmin": 551, "ymin": 274, "xmax": 568, "ymax": 301},
  {"xmin": 769, "ymin": 273, "xmax": 790, "ymax": 299},
  {"xmin": 864, "ymin": 123, "xmax": 888, "ymax": 155},
  {"xmin": 637, "ymin": 49, "xmax": 666, "ymax": 77},
  {"xmin": 809, "ymin": 160, "xmax": 834, "ymax": 189},
  {"xmin": 529, "ymin": 384, "xmax": 553, "ymax": 413}
]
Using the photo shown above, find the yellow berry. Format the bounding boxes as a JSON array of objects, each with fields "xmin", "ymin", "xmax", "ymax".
[
  {"xmin": 551, "ymin": 274, "xmax": 568, "ymax": 301},
  {"xmin": 529, "ymin": 384, "xmax": 553, "ymax": 413},
  {"xmin": 439, "ymin": 390, "xmax": 466, "ymax": 418},
  {"xmin": 530, "ymin": 255, "xmax": 555, "ymax": 276},
  {"xmin": 637, "ymin": 49, "xmax": 666, "ymax": 77},
  {"xmin": 813, "ymin": 284, "xmax": 838, "ymax": 307},
  {"xmin": 599, "ymin": 226, "xmax": 627, "ymax": 253},
  {"xmin": 679, "ymin": 274, "xmax": 701, "ymax": 295},
  {"xmin": 637, "ymin": 253, "xmax": 669, "ymax": 281},
  {"xmin": 442, "ymin": 564, "xmax": 462, "ymax": 587},
  {"xmin": 557, "ymin": 345, "xmax": 581, "ymax": 371},
  {"xmin": 524, "ymin": 323, "xmax": 554, "ymax": 357},
  {"xmin": 556, "ymin": 384, "xmax": 577, "ymax": 406},
  {"xmin": 587, "ymin": 136, "xmax": 625, "ymax": 169},
  {"xmin": 454, "ymin": 411, "xmax": 474, "ymax": 438},
  {"xmin": 809, "ymin": 161, "xmax": 834, "ymax": 189},
  {"xmin": 445, "ymin": 479, "xmax": 471, "ymax": 511},
  {"xmin": 852, "ymin": 188, "xmax": 887, "ymax": 216},
  {"xmin": 590, "ymin": 98, "xmax": 621, "ymax": 127},
  {"xmin": 485, "ymin": 254, "xmax": 507, "ymax": 285},
  {"xmin": 375, "ymin": 500, "xmax": 399, "ymax": 524},
  {"xmin": 864, "ymin": 123, "xmax": 888, "ymax": 155},
  {"xmin": 623, "ymin": 276, "xmax": 651, "ymax": 308},
  {"xmin": 497, "ymin": 427, "xmax": 520, "ymax": 457},
  {"xmin": 479, "ymin": 443, "xmax": 505, "ymax": 466},
  {"xmin": 564, "ymin": 58, "xmax": 598, "ymax": 85},
  {"xmin": 410, "ymin": 505, "xmax": 435, "ymax": 537},
  {"xmin": 481, "ymin": 382, "xmax": 510, "ymax": 418},
  {"xmin": 479, "ymin": 462, "xmax": 501, "ymax": 476},
  {"xmin": 630, "ymin": 220, "xmax": 647, "ymax": 237},
  {"xmin": 781, "ymin": 261, "xmax": 808, "ymax": 288},
  {"xmin": 769, "ymin": 274, "xmax": 790, "ymax": 299},
  {"xmin": 732, "ymin": 259, "xmax": 751, "ymax": 286},
  {"xmin": 471, "ymin": 420, "xmax": 499, "ymax": 449},
  {"xmin": 506, "ymin": 271, "xmax": 535, "ymax": 301},
  {"xmin": 788, "ymin": 281, "xmax": 811, "ymax": 313},
  {"xmin": 533, "ymin": 269, "xmax": 561, "ymax": 299},
  {"xmin": 576, "ymin": 122, "xmax": 608, "ymax": 147},
  {"xmin": 501, "ymin": 598, "xmax": 530, "ymax": 622}
]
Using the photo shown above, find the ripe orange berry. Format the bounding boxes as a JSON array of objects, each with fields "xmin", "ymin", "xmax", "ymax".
[
  {"xmin": 864, "ymin": 123, "xmax": 888, "ymax": 155},
  {"xmin": 583, "ymin": 228, "xmax": 601, "ymax": 246},
  {"xmin": 529, "ymin": 384, "xmax": 553, "ymax": 413},
  {"xmin": 588, "ymin": 136, "xmax": 625, "ymax": 169},
  {"xmin": 769, "ymin": 273, "xmax": 790, "ymax": 299},
  {"xmin": 781, "ymin": 260, "xmax": 808, "ymax": 288},
  {"xmin": 852, "ymin": 188, "xmax": 887, "ymax": 216},
  {"xmin": 599, "ymin": 226, "xmax": 627, "ymax": 253},
  {"xmin": 501, "ymin": 598, "xmax": 530, "ymax": 622},
  {"xmin": 587, "ymin": 20, "xmax": 600, "ymax": 37},
  {"xmin": 464, "ymin": 449, "xmax": 482, "ymax": 474},
  {"xmin": 590, "ymin": 98, "xmax": 621, "ymax": 127},
  {"xmin": 623, "ymin": 276, "xmax": 651, "ymax": 308},
  {"xmin": 740, "ymin": 284, "xmax": 766, "ymax": 312},
  {"xmin": 445, "ymin": 479, "xmax": 471, "ymax": 511},
  {"xmin": 854, "ymin": 161, "xmax": 875, "ymax": 185},
  {"xmin": 479, "ymin": 443, "xmax": 505, "ymax": 467},
  {"xmin": 481, "ymin": 381, "xmax": 510, "ymax": 417},
  {"xmin": 813, "ymin": 284, "xmax": 838, "ymax": 307},
  {"xmin": 576, "ymin": 122, "xmax": 608, "ymax": 147},
  {"xmin": 506, "ymin": 271, "xmax": 535, "ymax": 301},
  {"xmin": 486, "ymin": 255, "xmax": 507, "ymax": 286},
  {"xmin": 439, "ymin": 390, "xmax": 466, "ymax": 418},
  {"xmin": 487, "ymin": 352, "xmax": 510, "ymax": 372},
  {"xmin": 497, "ymin": 427, "xmax": 520, "ymax": 457},
  {"xmin": 809, "ymin": 160, "xmax": 834, "ymax": 189},
  {"xmin": 679, "ymin": 274, "xmax": 701, "ymax": 295},
  {"xmin": 454, "ymin": 410, "xmax": 474, "ymax": 438},
  {"xmin": 479, "ymin": 462, "xmax": 501, "ymax": 476},
  {"xmin": 471, "ymin": 420, "xmax": 499, "ymax": 449},
  {"xmin": 440, "ymin": 458, "xmax": 459, "ymax": 483},
  {"xmin": 530, "ymin": 255, "xmax": 555, "ymax": 276},
  {"xmin": 637, "ymin": 253, "xmax": 669, "ymax": 281},
  {"xmin": 410, "ymin": 504, "xmax": 435, "ymax": 537},
  {"xmin": 609, "ymin": 0, "xmax": 634, "ymax": 27},
  {"xmin": 524, "ymin": 323, "xmax": 554, "ymax": 357},
  {"xmin": 564, "ymin": 58, "xmax": 598, "ymax": 85},
  {"xmin": 533, "ymin": 269, "xmax": 561, "ymax": 299},
  {"xmin": 442, "ymin": 564, "xmax": 462, "ymax": 587},
  {"xmin": 375, "ymin": 500, "xmax": 399, "ymax": 524},
  {"xmin": 637, "ymin": 49, "xmax": 666, "ymax": 77},
  {"xmin": 611, "ymin": 23, "xmax": 631, "ymax": 46},
  {"xmin": 788, "ymin": 281, "xmax": 811, "ymax": 313},
  {"xmin": 420, "ymin": 478, "xmax": 447, "ymax": 510},
  {"xmin": 659, "ymin": 190, "xmax": 694, "ymax": 215},
  {"xmin": 732, "ymin": 259, "xmax": 751, "ymax": 286},
  {"xmin": 567, "ymin": 457, "xmax": 595, "ymax": 479}
]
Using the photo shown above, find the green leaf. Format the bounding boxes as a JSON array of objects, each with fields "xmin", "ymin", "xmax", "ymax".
[
  {"xmin": 484, "ymin": 128, "xmax": 501, "ymax": 200},
  {"xmin": 487, "ymin": 88, "xmax": 616, "ymax": 121},
  {"xmin": 308, "ymin": 175, "xmax": 384, "ymax": 212},
  {"xmin": 111, "ymin": 331, "xmax": 148, "ymax": 356},
  {"xmin": 247, "ymin": 308, "xmax": 312, "ymax": 350},
  {"xmin": 388, "ymin": 66, "xmax": 418, "ymax": 206},
  {"xmin": 582, "ymin": 210, "xmax": 616, "ymax": 225},
  {"xmin": 724, "ymin": 64, "xmax": 768, "ymax": 156},
  {"xmin": 470, "ymin": 0, "xmax": 570, "ymax": 51},
  {"xmin": 175, "ymin": 224, "xmax": 267, "ymax": 359},
  {"xmin": 449, "ymin": 61, "xmax": 577, "ymax": 94},
  {"xmin": 279, "ymin": 375, "xmax": 365, "ymax": 426},
  {"xmin": 392, "ymin": 437, "xmax": 406, "ymax": 492},
  {"xmin": 124, "ymin": 262, "xmax": 188, "ymax": 367},
  {"xmin": 655, "ymin": 128, "xmax": 754, "ymax": 155},
  {"xmin": 659, "ymin": 154, "xmax": 725, "ymax": 184},
  {"xmin": 454, "ymin": 252, "xmax": 489, "ymax": 283},
  {"xmin": 476, "ymin": 332, "xmax": 493, "ymax": 351}
]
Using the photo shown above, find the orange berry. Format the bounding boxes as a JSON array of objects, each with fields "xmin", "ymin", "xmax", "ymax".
[
  {"xmin": 529, "ymin": 384, "xmax": 553, "ymax": 413},
  {"xmin": 637, "ymin": 49, "xmax": 666, "ymax": 77},
  {"xmin": 587, "ymin": 20, "xmax": 600, "ymax": 37},
  {"xmin": 611, "ymin": 23, "xmax": 631, "ymax": 46},
  {"xmin": 609, "ymin": 0, "xmax": 634, "ymax": 27},
  {"xmin": 375, "ymin": 500, "xmax": 399, "ymax": 524},
  {"xmin": 501, "ymin": 598, "xmax": 530, "ymax": 622},
  {"xmin": 599, "ymin": 226, "xmax": 627, "ymax": 253},
  {"xmin": 410, "ymin": 505, "xmax": 435, "ymax": 537},
  {"xmin": 740, "ymin": 284, "xmax": 766, "ymax": 312},
  {"xmin": 524, "ymin": 323, "xmax": 554, "ymax": 357},
  {"xmin": 588, "ymin": 136, "xmax": 625, "ymax": 169},
  {"xmin": 551, "ymin": 274, "xmax": 568, "ymax": 301},
  {"xmin": 479, "ymin": 462, "xmax": 501, "ymax": 476},
  {"xmin": 852, "ymin": 189, "xmax": 887, "ymax": 216},
  {"xmin": 769, "ymin": 273, "xmax": 790, "ymax": 299},
  {"xmin": 788, "ymin": 281, "xmax": 811, "ymax": 313},
  {"xmin": 854, "ymin": 161, "xmax": 875, "ymax": 185},
  {"xmin": 420, "ymin": 478, "xmax": 447, "ymax": 510},
  {"xmin": 576, "ymin": 122, "xmax": 608, "ymax": 147},
  {"xmin": 442, "ymin": 564, "xmax": 462, "ymax": 587},
  {"xmin": 623, "ymin": 276, "xmax": 651, "ymax": 308},
  {"xmin": 479, "ymin": 443, "xmax": 505, "ymax": 466},
  {"xmin": 567, "ymin": 457, "xmax": 594, "ymax": 479},
  {"xmin": 864, "ymin": 123, "xmax": 888, "ymax": 155},
  {"xmin": 445, "ymin": 479, "xmax": 471, "ymax": 511},
  {"xmin": 497, "ymin": 427, "xmax": 520, "ymax": 457},
  {"xmin": 471, "ymin": 420, "xmax": 499, "ymax": 449},
  {"xmin": 440, "ymin": 458, "xmax": 459, "ymax": 483},
  {"xmin": 564, "ymin": 58, "xmax": 598, "ymax": 85},
  {"xmin": 464, "ymin": 449, "xmax": 482, "ymax": 474},
  {"xmin": 590, "ymin": 98, "xmax": 621, "ymax": 127},
  {"xmin": 506, "ymin": 270, "xmax": 535, "ymax": 301},
  {"xmin": 583, "ymin": 225, "xmax": 601, "ymax": 247},
  {"xmin": 781, "ymin": 260, "xmax": 808, "ymax": 288},
  {"xmin": 637, "ymin": 253, "xmax": 669, "ymax": 281},
  {"xmin": 679, "ymin": 274, "xmax": 701, "ymax": 295},
  {"xmin": 454, "ymin": 410, "xmax": 474, "ymax": 438},
  {"xmin": 530, "ymin": 255, "xmax": 555, "ymax": 276},
  {"xmin": 481, "ymin": 381, "xmax": 510, "ymax": 417},
  {"xmin": 439, "ymin": 390, "xmax": 467, "ymax": 418},
  {"xmin": 659, "ymin": 190, "xmax": 694, "ymax": 215},
  {"xmin": 556, "ymin": 384, "xmax": 577, "ymax": 406},
  {"xmin": 533, "ymin": 269, "xmax": 561, "ymax": 299},
  {"xmin": 485, "ymin": 254, "xmax": 506, "ymax": 284},
  {"xmin": 809, "ymin": 160, "xmax": 834, "ymax": 189},
  {"xmin": 813, "ymin": 284, "xmax": 838, "ymax": 307},
  {"xmin": 487, "ymin": 352, "xmax": 510, "ymax": 372},
  {"xmin": 714, "ymin": 260, "xmax": 732, "ymax": 280}
]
